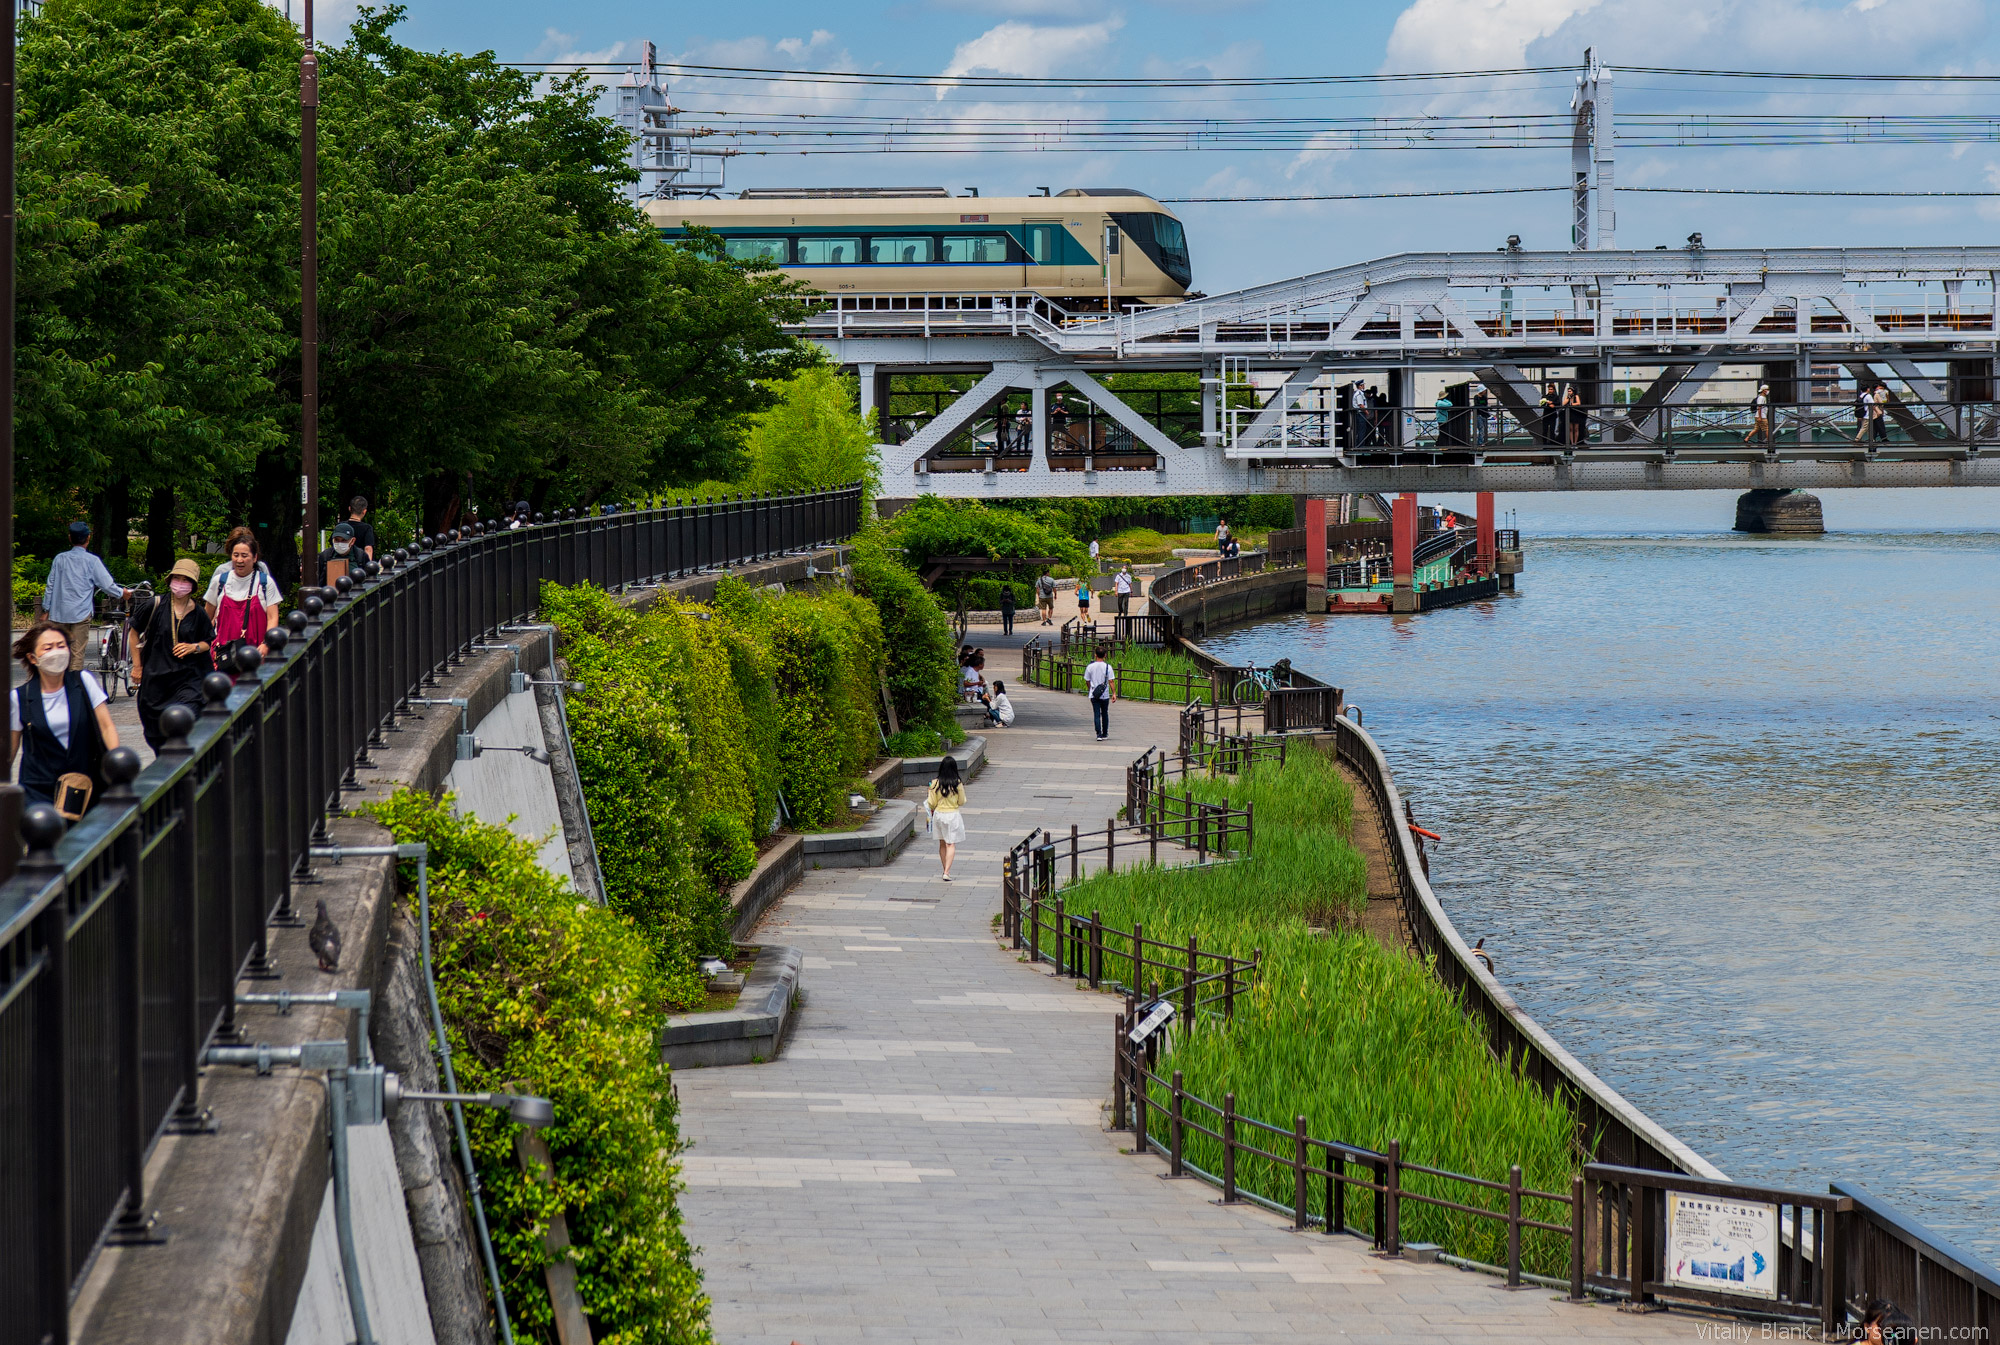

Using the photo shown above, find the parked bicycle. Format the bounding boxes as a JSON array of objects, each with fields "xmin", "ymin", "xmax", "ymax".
[
  {"xmin": 93, "ymin": 581, "xmax": 150, "ymax": 700},
  {"xmin": 1231, "ymin": 657, "xmax": 1293, "ymax": 704}
]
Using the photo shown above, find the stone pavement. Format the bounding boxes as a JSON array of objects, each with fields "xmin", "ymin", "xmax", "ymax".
[{"xmin": 675, "ymin": 674, "xmax": 1709, "ymax": 1344}]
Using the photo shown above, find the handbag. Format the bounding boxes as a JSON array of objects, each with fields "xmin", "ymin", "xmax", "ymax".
[{"xmin": 55, "ymin": 772, "xmax": 94, "ymax": 822}]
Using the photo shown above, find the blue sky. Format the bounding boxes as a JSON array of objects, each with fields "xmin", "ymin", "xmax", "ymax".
[{"xmin": 357, "ymin": 1, "xmax": 2000, "ymax": 295}]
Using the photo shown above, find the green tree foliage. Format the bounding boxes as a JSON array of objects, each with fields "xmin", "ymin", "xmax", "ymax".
[
  {"xmin": 16, "ymin": 0, "xmax": 820, "ymax": 578},
  {"xmin": 848, "ymin": 530, "xmax": 958, "ymax": 736},
  {"xmin": 743, "ymin": 366, "xmax": 880, "ymax": 505},
  {"xmin": 367, "ymin": 790, "xmax": 710, "ymax": 1345},
  {"xmin": 886, "ymin": 496, "xmax": 1088, "ymax": 580}
]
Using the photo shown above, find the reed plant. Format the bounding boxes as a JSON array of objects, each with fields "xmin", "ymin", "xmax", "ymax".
[{"xmin": 1060, "ymin": 751, "xmax": 1581, "ymax": 1275}]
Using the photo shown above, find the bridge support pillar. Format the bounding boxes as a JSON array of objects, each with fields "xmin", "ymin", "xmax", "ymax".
[
  {"xmin": 858, "ymin": 362, "xmax": 878, "ymax": 426},
  {"xmin": 1392, "ymin": 492, "xmax": 1418, "ymax": 613},
  {"xmin": 1476, "ymin": 492, "xmax": 1496, "ymax": 574},
  {"xmin": 1304, "ymin": 497, "xmax": 1327, "ymax": 613}
]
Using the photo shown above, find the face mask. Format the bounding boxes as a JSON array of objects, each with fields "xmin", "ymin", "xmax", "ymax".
[
  {"xmin": 37, "ymin": 650, "xmax": 68, "ymax": 678},
  {"xmin": 333, "ymin": 541, "xmax": 351, "ymax": 555},
  {"xmin": 170, "ymin": 578, "xmax": 194, "ymax": 597}
]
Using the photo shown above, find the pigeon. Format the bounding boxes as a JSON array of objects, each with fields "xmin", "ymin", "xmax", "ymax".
[{"xmin": 309, "ymin": 900, "xmax": 342, "ymax": 973}]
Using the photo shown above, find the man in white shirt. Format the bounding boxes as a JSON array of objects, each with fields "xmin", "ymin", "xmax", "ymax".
[
  {"xmin": 1112, "ymin": 567, "xmax": 1133, "ymax": 616},
  {"xmin": 1082, "ymin": 645, "xmax": 1116, "ymax": 740},
  {"xmin": 1088, "ymin": 538, "xmax": 1100, "ymax": 568}
]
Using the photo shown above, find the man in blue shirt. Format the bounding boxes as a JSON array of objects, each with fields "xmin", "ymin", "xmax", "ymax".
[{"xmin": 37, "ymin": 521, "xmax": 131, "ymax": 671}]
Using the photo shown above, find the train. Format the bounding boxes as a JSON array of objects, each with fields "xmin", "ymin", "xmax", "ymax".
[{"xmin": 643, "ymin": 187, "xmax": 1193, "ymax": 309}]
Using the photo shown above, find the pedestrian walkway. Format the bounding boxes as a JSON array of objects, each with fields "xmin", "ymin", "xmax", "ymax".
[{"xmin": 675, "ymin": 680, "xmax": 1708, "ymax": 1344}]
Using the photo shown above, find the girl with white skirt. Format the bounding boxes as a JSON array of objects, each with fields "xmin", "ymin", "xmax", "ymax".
[{"xmin": 927, "ymin": 755, "xmax": 968, "ymax": 881}]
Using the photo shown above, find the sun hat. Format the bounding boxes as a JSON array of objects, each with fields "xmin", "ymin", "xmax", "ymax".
[{"xmin": 168, "ymin": 557, "xmax": 202, "ymax": 585}]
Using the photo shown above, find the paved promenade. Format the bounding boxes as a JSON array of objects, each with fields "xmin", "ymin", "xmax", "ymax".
[{"xmin": 676, "ymin": 659, "xmax": 1706, "ymax": 1344}]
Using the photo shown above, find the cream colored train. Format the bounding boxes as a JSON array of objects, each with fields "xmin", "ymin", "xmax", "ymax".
[{"xmin": 644, "ymin": 187, "xmax": 1193, "ymax": 309}]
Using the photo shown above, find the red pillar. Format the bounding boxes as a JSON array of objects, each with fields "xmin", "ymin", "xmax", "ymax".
[
  {"xmin": 1476, "ymin": 492, "xmax": 1496, "ymax": 573},
  {"xmin": 1305, "ymin": 496, "xmax": 1327, "ymax": 613},
  {"xmin": 1392, "ymin": 492, "xmax": 1417, "ymax": 612}
]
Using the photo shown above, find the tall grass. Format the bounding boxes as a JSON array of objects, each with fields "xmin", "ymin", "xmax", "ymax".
[
  {"xmin": 1061, "ymin": 751, "xmax": 1581, "ymax": 1273},
  {"xmin": 1042, "ymin": 641, "xmax": 1212, "ymax": 704}
]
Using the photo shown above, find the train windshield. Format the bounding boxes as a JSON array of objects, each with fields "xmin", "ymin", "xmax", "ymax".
[{"xmin": 1111, "ymin": 212, "xmax": 1191, "ymax": 290}]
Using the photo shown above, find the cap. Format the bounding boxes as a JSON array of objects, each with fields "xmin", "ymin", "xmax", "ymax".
[
  {"xmin": 68, "ymin": 520, "xmax": 91, "ymax": 539},
  {"xmin": 331, "ymin": 522, "xmax": 355, "ymax": 540},
  {"xmin": 169, "ymin": 557, "xmax": 202, "ymax": 584}
]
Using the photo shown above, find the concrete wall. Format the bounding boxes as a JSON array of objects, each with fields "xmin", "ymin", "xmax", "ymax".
[
  {"xmin": 1150, "ymin": 566, "xmax": 1306, "ymax": 642},
  {"xmin": 284, "ymin": 1125, "xmax": 439, "ymax": 1345},
  {"xmin": 444, "ymin": 690, "xmax": 572, "ymax": 886}
]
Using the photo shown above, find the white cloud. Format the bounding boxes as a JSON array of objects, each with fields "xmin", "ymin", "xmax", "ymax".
[
  {"xmin": 1385, "ymin": 0, "xmax": 1600, "ymax": 72},
  {"xmin": 941, "ymin": 17, "xmax": 1127, "ymax": 79},
  {"xmin": 928, "ymin": 0, "xmax": 1116, "ymax": 17}
]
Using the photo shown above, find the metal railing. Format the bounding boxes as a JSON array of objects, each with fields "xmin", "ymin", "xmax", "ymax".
[
  {"xmin": 1146, "ymin": 549, "xmax": 1269, "ymax": 604},
  {"xmin": 1021, "ymin": 637, "xmax": 1213, "ymax": 706},
  {"xmin": 0, "ymin": 485, "xmax": 865, "ymax": 1345}
]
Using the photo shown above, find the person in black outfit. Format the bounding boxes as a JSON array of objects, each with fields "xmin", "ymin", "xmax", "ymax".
[
  {"xmin": 11, "ymin": 621, "xmax": 122, "ymax": 810},
  {"xmin": 127, "ymin": 557, "xmax": 216, "ymax": 753},
  {"xmin": 344, "ymin": 496, "xmax": 377, "ymax": 561},
  {"xmin": 998, "ymin": 584, "xmax": 1016, "ymax": 635}
]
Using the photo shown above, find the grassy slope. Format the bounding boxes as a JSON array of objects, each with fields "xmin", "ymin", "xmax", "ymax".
[{"xmin": 1060, "ymin": 751, "xmax": 1580, "ymax": 1272}]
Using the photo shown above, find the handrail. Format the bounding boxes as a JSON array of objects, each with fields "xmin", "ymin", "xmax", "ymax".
[{"xmin": 0, "ymin": 485, "xmax": 866, "ymax": 1342}]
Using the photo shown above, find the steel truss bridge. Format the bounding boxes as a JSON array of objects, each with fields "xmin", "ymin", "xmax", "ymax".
[{"xmin": 808, "ymin": 245, "xmax": 2000, "ymax": 498}]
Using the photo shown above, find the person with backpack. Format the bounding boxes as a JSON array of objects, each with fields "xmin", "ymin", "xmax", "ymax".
[
  {"xmin": 926, "ymin": 754, "xmax": 968, "ymax": 881},
  {"xmin": 1083, "ymin": 643, "xmax": 1117, "ymax": 741},
  {"xmin": 1075, "ymin": 575, "xmax": 1091, "ymax": 622},
  {"xmin": 128, "ymin": 558, "xmax": 217, "ymax": 752},
  {"xmin": 11, "ymin": 621, "xmax": 121, "ymax": 814},
  {"xmin": 998, "ymin": 583, "xmax": 1016, "ymax": 635},
  {"xmin": 204, "ymin": 527, "xmax": 283, "ymax": 665},
  {"xmin": 1036, "ymin": 571, "xmax": 1057, "ymax": 625}
]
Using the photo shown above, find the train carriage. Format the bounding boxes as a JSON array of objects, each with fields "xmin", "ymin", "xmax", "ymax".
[{"xmin": 645, "ymin": 186, "xmax": 1192, "ymax": 309}]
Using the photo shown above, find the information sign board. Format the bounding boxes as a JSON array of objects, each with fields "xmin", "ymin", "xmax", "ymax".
[{"xmin": 1664, "ymin": 1191, "xmax": 1780, "ymax": 1301}]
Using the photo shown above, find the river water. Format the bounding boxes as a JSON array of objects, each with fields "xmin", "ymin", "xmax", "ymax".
[{"xmin": 1200, "ymin": 488, "xmax": 2000, "ymax": 1261}]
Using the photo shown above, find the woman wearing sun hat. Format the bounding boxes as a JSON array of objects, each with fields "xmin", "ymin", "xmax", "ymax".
[{"xmin": 129, "ymin": 556, "xmax": 217, "ymax": 752}]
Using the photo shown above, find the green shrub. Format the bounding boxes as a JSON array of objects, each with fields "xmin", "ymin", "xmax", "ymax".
[
  {"xmin": 367, "ymin": 790, "xmax": 710, "ymax": 1345},
  {"xmin": 883, "ymin": 726, "xmax": 949, "ymax": 758},
  {"xmin": 849, "ymin": 528, "xmax": 958, "ymax": 736},
  {"xmin": 743, "ymin": 365, "xmax": 880, "ymax": 506},
  {"xmin": 1066, "ymin": 752, "xmax": 1580, "ymax": 1273},
  {"xmin": 738, "ymin": 584, "xmax": 883, "ymax": 828}
]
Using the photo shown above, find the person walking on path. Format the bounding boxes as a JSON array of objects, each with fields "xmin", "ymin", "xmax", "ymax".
[
  {"xmin": 1083, "ymin": 643, "xmax": 1117, "ymax": 740},
  {"xmin": 925, "ymin": 754, "xmax": 967, "ymax": 881},
  {"xmin": 11, "ymin": 621, "xmax": 120, "ymax": 813},
  {"xmin": 1434, "ymin": 389, "xmax": 1452, "ymax": 447},
  {"xmin": 1075, "ymin": 576, "xmax": 1091, "ymax": 622},
  {"xmin": 1538, "ymin": 383, "xmax": 1558, "ymax": 445},
  {"xmin": 1743, "ymin": 383, "xmax": 1772, "ymax": 445},
  {"xmin": 1872, "ymin": 382, "xmax": 1891, "ymax": 442},
  {"xmin": 1087, "ymin": 537, "xmax": 1100, "ymax": 569},
  {"xmin": 1853, "ymin": 382, "xmax": 1872, "ymax": 443},
  {"xmin": 1473, "ymin": 387, "xmax": 1490, "ymax": 446},
  {"xmin": 127, "ymin": 558, "xmax": 216, "ymax": 753},
  {"xmin": 204, "ymin": 528, "xmax": 283, "ymax": 665},
  {"xmin": 1563, "ymin": 382, "xmax": 1584, "ymax": 446},
  {"xmin": 1112, "ymin": 567, "xmax": 1132, "ymax": 616},
  {"xmin": 343, "ymin": 496, "xmax": 377, "ymax": 561},
  {"xmin": 998, "ymin": 583, "xmax": 1016, "ymax": 635},
  {"xmin": 1036, "ymin": 571, "xmax": 1056, "ymax": 625},
  {"xmin": 37, "ymin": 521, "xmax": 132, "ymax": 672}
]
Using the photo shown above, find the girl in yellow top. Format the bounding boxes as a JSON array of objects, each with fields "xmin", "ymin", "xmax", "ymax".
[{"xmin": 926, "ymin": 755, "xmax": 967, "ymax": 881}]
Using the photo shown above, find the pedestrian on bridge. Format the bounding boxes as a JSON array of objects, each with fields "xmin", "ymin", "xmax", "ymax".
[
  {"xmin": 37, "ymin": 521, "xmax": 132, "ymax": 672},
  {"xmin": 128, "ymin": 558, "xmax": 215, "ymax": 754},
  {"xmin": 1084, "ymin": 644, "xmax": 1117, "ymax": 740},
  {"xmin": 1538, "ymin": 384, "xmax": 1558, "ymax": 445},
  {"xmin": 1473, "ymin": 388, "xmax": 1491, "ymax": 446},
  {"xmin": 1563, "ymin": 383, "xmax": 1584, "ymax": 446},
  {"xmin": 1853, "ymin": 383, "xmax": 1872, "ymax": 442},
  {"xmin": 1744, "ymin": 384, "xmax": 1772, "ymax": 446},
  {"xmin": 1434, "ymin": 390, "xmax": 1452, "ymax": 447},
  {"xmin": 1872, "ymin": 383, "xmax": 1891, "ymax": 442},
  {"xmin": 11, "ymin": 621, "xmax": 120, "ymax": 814}
]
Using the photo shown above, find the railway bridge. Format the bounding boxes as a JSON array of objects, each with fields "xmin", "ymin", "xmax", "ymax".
[{"xmin": 811, "ymin": 243, "xmax": 2000, "ymax": 499}]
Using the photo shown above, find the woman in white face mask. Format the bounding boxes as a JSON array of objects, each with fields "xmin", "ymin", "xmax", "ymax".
[
  {"xmin": 128, "ymin": 557, "xmax": 217, "ymax": 753},
  {"xmin": 11, "ymin": 620, "xmax": 120, "ymax": 812}
]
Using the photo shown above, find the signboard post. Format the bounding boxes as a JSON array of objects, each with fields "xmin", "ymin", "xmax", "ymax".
[{"xmin": 1664, "ymin": 1191, "xmax": 1780, "ymax": 1301}]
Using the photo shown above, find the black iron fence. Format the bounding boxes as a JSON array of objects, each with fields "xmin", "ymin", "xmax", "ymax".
[{"xmin": 0, "ymin": 486, "xmax": 864, "ymax": 1345}]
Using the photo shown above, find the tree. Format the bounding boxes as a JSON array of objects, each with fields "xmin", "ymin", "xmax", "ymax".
[{"xmin": 743, "ymin": 366, "xmax": 880, "ymax": 504}]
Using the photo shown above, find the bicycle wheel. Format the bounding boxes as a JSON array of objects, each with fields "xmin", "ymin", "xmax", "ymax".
[{"xmin": 1232, "ymin": 677, "xmax": 1261, "ymax": 704}]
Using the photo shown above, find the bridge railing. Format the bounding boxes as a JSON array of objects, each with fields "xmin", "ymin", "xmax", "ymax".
[{"xmin": 0, "ymin": 485, "xmax": 865, "ymax": 1345}]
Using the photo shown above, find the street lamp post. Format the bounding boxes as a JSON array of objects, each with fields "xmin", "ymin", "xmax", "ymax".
[
  {"xmin": 2, "ymin": 0, "xmax": 17, "ymax": 623},
  {"xmin": 299, "ymin": 0, "xmax": 319, "ymax": 587}
]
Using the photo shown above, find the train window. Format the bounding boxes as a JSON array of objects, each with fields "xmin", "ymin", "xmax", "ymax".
[
  {"xmin": 795, "ymin": 237, "xmax": 861, "ymax": 265},
  {"xmin": 1025, "ymin": 224, "xmax": 1059, "ymax": 264},
  {"xmin": 1152, "ymin": 216, "xmax": 1187, "ymax": 256},
  {"xmin": 869, "ymin": 236, "xmax": 935, "ymax": 264},
  {"xmin": 724, "ymin": 237, "xmax": 790, "ymax": 264},
  {"xmin": 941, "ymin": 234, "xmax": 1011, "ymax": 263}
]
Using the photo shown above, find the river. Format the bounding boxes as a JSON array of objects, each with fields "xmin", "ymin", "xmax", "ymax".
[{"xmin": 1199, "ymin": 488, "xmax": 2000, "ymax": 1261}]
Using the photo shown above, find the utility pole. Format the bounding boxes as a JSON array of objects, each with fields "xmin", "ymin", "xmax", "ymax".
[
  {"xmin": 1570, "ymin": 48, "xmax": 1615, "ymax": 250},
  {"xmin": 1, "ymin": 0, "xmax": 16, "ymax": 623},
  {"xmin": 300, "ymin": 0, "xmax": 319, "ymax": 586}
]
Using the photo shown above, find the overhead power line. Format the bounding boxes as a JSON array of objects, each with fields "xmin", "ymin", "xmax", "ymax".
[
  {"xmin": 1164, "ymin": 187, "xmax": 2000, "ymax": 202},
  {"xmin": 514, "ymin": 60, "xmax": 1584, "ymax": 88}
]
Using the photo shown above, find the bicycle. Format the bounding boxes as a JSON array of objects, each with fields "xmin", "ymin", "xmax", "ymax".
[
  {"xmin": 1231, "ymin": 657, "xmax": 1293, "ymax": 704},
  {"xmin": 94, "ymin": 581, "xmax": 150, "ymax": 700}
]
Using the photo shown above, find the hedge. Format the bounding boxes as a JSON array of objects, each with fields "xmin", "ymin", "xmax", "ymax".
[{"xmin": 368, "ymin": 790, "xmax": 710, "ymax": 1345}]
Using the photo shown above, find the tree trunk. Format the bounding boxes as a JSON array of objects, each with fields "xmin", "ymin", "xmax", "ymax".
[
  {"xmin": 246, "ymin": 447, "xmax": 304, "ymax": 589},
  {"xmin": 144, "ymin": 486, "xmax": 176, "ymax": 574},
  {"xmin": 421, "ymin": 472, "xmax": 461, "ymax": 536},
  {"xmin": 91, "ymin": 477, "xmax": 132, "ymax": 569}
]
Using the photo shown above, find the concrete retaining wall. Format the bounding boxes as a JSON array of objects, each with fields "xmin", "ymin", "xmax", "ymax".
[{"xmin": 1148, "ymin": 566, "xmax": 1306, "ymax": 641}]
